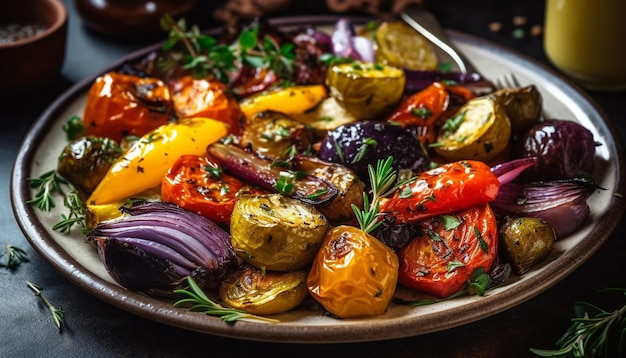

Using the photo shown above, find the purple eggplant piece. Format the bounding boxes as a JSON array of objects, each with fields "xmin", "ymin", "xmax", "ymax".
[{"xmin": 206, "ymin": 142, "xmax": 338, "ymax": 207}]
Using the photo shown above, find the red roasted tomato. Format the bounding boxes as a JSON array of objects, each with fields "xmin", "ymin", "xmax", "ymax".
[
  {"xmin": 397, "ymin": 203, "xmax": 498, "ymax": 298},
  {"xmin": 161, "ymin": 155, "xmax": 266, "ymax": 225}
]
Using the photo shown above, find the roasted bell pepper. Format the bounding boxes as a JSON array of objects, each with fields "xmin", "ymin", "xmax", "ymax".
[
  {"xmin": 379, "ymin": 160, "xmax": 500, "ymax": 223},
  {"xmin": 87, "ymin": 117, "xmax": 229, "ymax": 205},
  {"xmin": 239, "ymin": 84, "xmax": 328, "ymax": 120}
]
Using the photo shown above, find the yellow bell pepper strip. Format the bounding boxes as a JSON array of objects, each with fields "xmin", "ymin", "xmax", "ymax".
[
  {"xmin": 86, "ymin": 117, "xmax": 228, "ymax": 205},
  {"xmin": 239, "ymin": 84, "xmax": 328, "ymax": 120}
]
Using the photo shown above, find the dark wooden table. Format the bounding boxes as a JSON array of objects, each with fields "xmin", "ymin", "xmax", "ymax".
[{"xmin": 2, "ymin": 1, "xmax": 625, "ymax": 357}]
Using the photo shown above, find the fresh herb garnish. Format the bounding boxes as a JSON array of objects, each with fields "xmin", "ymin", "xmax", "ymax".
[
  {"xmin": 62, "ymin": 115, "xmax": 85, "ymax": 141},
  {"xmin": 26, "ymin": 170, "xmax": 71, "ymax": 211},
  {"xmin": 0, "ymin": 245, "xmax": 29, "ymax": 268},
  {"xmin": 27, "ymin": 281, "xmax": 65, "ymax": 330},
  {"xmin": 51, "ymin": 191, "xmax": 86, "ymax": 234},
  {"xmin": 352, "ymin": 137, "xmax": 377, "ymax": 164},
  {"xmin": 352, "ymin": 156, "xmax": 416, "ymax": 234},
  {"xmin": 173, "ymin": 276, "xmax": 278, "ymax": 323},
  {"xmin": 159, "ymin": 13, "xmax": 295, "ymax": 83},
  {"xmin": 409, "ymin": 267, "xmax": 492, "ymax": 306},
  {"xmin": 530, "ymin": 288, "xmax": 626, "ymax": 358}
]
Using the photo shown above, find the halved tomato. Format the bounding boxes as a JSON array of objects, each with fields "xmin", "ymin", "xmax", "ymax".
[
  {"xmin": 397, "ymin": 203, "xmax": 498, "ymax": 298},
  {"xmin": 161, "ymin": 155, "xmax": 266, "ymax": 225}
]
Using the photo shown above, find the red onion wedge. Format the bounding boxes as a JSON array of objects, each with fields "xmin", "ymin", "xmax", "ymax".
[
  {"xmin": 86, "ymin": 201, "xmax": 237, "ymax": 296},
  {"xmin": 491, "ymin": 157, "xmax": 539, "ymax": 185},
  {"xmin": 491, "ymin": 178, "xmax": 602, "ymax": 238},
  {"xmin": 206, "ymin": 142, "xmax": 338, "ymax": 207}
]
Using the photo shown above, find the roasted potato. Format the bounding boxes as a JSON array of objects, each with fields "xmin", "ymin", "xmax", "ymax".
[
  {"xmin": 230, "ymin": 193, "xmax": 329, "ymax": 271},
  {"xmin": 489, "ymin": 85, "xmax": 543, "ymax": 134},
  {"xmin": 374, "ymin": 21, "xmax": 438, "ymax": 71}
]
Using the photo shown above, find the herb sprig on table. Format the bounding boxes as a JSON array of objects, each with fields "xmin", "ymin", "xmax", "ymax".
[
  {"xmin": 159, "ymin": 13, "xmax": 296, "ymax": 83},
  {"xmin": 530, "ymin": 287, "xmax": 626, "ymax": 358}
]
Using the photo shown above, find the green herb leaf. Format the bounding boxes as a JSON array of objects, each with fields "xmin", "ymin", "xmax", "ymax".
[
  {"xmin": 173, "ymin": 276, "xmax": 278, "ymax": 323},
  {"xmin": 27, "ymin": 281, "xmax": 65, "ymax": 330},
  {"xmin": 0, "ymin": 245, "xmax": 29, "ymax": 268}
]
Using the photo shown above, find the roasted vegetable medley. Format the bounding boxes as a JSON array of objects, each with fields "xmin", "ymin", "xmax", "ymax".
[{"xmin": 30, "ymin": 16, "xmax": 602, "ymax": 320}]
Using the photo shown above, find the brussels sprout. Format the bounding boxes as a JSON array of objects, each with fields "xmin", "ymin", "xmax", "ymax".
[
  {"xmin": 57, "ymin": 136, "xmax": 122, "ymax": 196},
  {"xmin": 219, "ymin": 263, "xmax": 308, "ymax": 315},
  {"xmin": 489, "ymin": 85, "xmax": 543, "ymax": 134},
  {"xmin": 240, "ymin": 111, "xmax": 316, "ymax": 159},
  {"xmin": 326, "ymin": 60, "xmax": 405, "ymax": 120},
  {"xmin": 434, "ymin": 96, "xmax": 511, "ymax": 162},
  {"xmin": 499, "ymin": 217, "xmax": 556, "ymax": 275}
]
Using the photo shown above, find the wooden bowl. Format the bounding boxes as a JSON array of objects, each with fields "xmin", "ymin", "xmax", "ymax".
[{"xmin": 0, "ymin": 0, "xmax": 67, "ymax": 95}]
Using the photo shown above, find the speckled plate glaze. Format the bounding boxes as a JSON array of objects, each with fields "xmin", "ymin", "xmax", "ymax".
[{"xmin": 11, "ymin": 16, "xmax": 626, "ymax": 343}]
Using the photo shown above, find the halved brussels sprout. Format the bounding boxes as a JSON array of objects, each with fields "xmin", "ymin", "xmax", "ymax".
[
  {"xmin": 219, "ymin": 263, "xmax": 308, "ymax": 315},
  {"xmin": 230, "ymin": 193, "xmax": 329, "ymax": 271},
  {"xmin": 499, "ymin": 216, "xmax": 556, "ymax": 274},
  {"xmin": 434, "ymin": 96, "xmax": 511, "ymax": 162},
  {"xmin": 489, "ymin": 85, "xmax": 543, "ymax": 134},
  {"xmin": 326, "ymin": 60, "xmax": 405, "ymax": 120}
]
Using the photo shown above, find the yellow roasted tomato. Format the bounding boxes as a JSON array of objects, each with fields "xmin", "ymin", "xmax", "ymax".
[
  {"xmin": 219, "ymin": 263, "xmax": 308, "ymax": 315},
  {"xmin": 229, "ymin": 193, "xmax": 329, "ymax": 271},
  {"xmin": 326, "ymin": 60, "xmax": 405, "ymax": 120},
  {"xmin": 306, "ymin": 225, "xmax": 399, "ymax": 318},
  {"xmin": 434, "ymin": 96, "xmax": 511, "ymax": 162}
]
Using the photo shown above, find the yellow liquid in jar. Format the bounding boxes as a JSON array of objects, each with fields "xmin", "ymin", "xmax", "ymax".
[{"xmin": 544, "ymin": 0, "xmax": 626, "ymax": 91}]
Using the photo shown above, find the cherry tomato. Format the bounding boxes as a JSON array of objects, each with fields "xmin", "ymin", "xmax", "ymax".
[
  {"xmin": 397, "ymin": 203, "xmax": 498, "ymax": 298},
  {"xmin": 379, "ymin": 160, "xmax": 500, "ymax": 224},
  {"xmin": 386, "ymin": 82, "xmax": 474, "ymax": 145},
  {"xmin": 161, "ymin": 155, "xmax": 265, "ymax": 225},
  {"xmin": 306, "ymin": 225, "xmax": 399, "ymax": 318},
  {"xmin": 83, "ymin": 71, "xmax": 174, "ymax": 142},
  {"xmin": 169, "ymin": 76, "xmax": 243, "ymax": 135}
]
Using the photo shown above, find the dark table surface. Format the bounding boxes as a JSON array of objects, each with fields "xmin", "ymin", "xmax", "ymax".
[{"xmin": 2, "ymin": 1, "xmax": 625, "ymax": 357}]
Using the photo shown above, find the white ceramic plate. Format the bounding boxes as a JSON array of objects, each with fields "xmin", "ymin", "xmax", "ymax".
[{"xmin": 11, "ymin": 16, "xmax": 626, "ymax": 343}]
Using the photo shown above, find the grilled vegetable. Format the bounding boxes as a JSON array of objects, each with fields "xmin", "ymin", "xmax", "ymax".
[
  {"xmin": 239, "ymin": 84, "xmax": 328, "ymax": 120},
  {"xmin": 317, "ymin": 120, "xmax": 429, "ymax": 183},
  {"xmin": 57, "ymin": 136, "xmax": 122, "ymax": 196},
  {"xmin": 83, "ymin": 71, "xmax": 174, "ymax": 143},
  {"xmin": 219, "ymin": 263, "xmax": 308, "ymax": 315},
  {"xmin": 515, "ymin": 119, "xmax": 596, "ymax": 181},
  {"xmin": 434, "ymin": 96, "xmax": 511, "ymax": 162},
  {"xmin": 290, "ymin": 97, "xmax": 359, "ymax": 140},
  {"xmin": 326, "ymin": 60, "xmax": 405, "ymax": 120},
  {"xmin": 87, "ymin": 117, "xmax": 229, "ymax": 205},
  {"xmin": 161, "ymin": 155, "xmax": 266, "ymax": 225},
  {"xmin": 207, "ymin": 142, "xmax": 338, "ymax": 207},
  {"xmin": 86, "ymin": 201, "xmax": 237, "ymax": 296},
  {"xmin": 240, "ymin": 111, "xmax": 316, "ymax": 159},
  {"xmin": 379, "ymin": 160, "xmax": 500, "ymax": 224},
  {"xmin": 489, "ymin": 85, "xmax": 542, "ymax": 133},
  {"xmin": 499, "ymin": 216, "xmax": 556, "ymax": 275},
  {"xmin": 397, "ymin": 203, "xmax": 499, "ymax": 298},
  {"xmin": 374, "ymin": 21, "xmax": 438, "ymax": 71},
  {"xmin": 306, "ymin": 225, "xmax": 399, "ymax": 318},
  {"xmin": 229, "ymin": 193, "xmax": 329, "ymax": 271}
]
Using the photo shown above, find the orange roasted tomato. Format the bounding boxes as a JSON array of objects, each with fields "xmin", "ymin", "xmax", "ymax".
[
  {"xmin": 161, "ymin": 154, "xmax": 265, "ymax": 225},
  {"xmin": 169, "ymin": 75, "xmax": 243, "ymax": 135},
  {"xmin": 83, "ymin": 71, "xmax": 174, "ymax": 142},
  {"xmin": 306, "ymin": 225, "xmax": 399, "ymax": 318},
  {"xmin": 397, "ymin": 203, "xmax": 499, "ymax": 298}
]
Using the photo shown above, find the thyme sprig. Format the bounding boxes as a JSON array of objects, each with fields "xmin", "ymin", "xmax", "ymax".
[
  {"xmin": 352, "ymin": 156, "xmax": 416, "ymax": 234},
  {"xmin": 0, "ymin": 245, "xmax": 29, "ymax": 268},
  {"xmin": 530, "ymin": 288, "xmax": 626, "ymax": 358},
  {"xmin": 173, "ymin": 276, "xmax": 279, "ymax": 323},
  {"xmin": 27, "ymin": 281, "xmax": 65, "ymax": 330},
  {"xmin": 159, "ymin": 13, "xmax": 295, "ymax": 83}
]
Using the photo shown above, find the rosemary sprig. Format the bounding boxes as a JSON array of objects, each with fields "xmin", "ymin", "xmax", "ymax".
[
  {"xmin": 27, "ymin": 281, "xmax": 65, "ymax": 330},
  {"xmin": 0, "ymin": 244, "xmax": 29, "ymax": 268},
  {"xmin": 351, "ymin": 156, "xmax": 416, "ymax": 234},
  {"xmin": 26, "ymin": 170, "xmax": 70, "ymax": 211},
  {"xmin": 530, "ymin": 288, "xmax": 626, "ymax": 358},
  {"xmin": 173, "ymin": 276, "xmax": 278, "ymax": 323}
]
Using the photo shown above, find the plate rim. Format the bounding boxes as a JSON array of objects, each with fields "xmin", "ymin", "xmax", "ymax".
[{"xmin": 10, "ymin": 15, "xmax": 626, "ymax": 343}]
